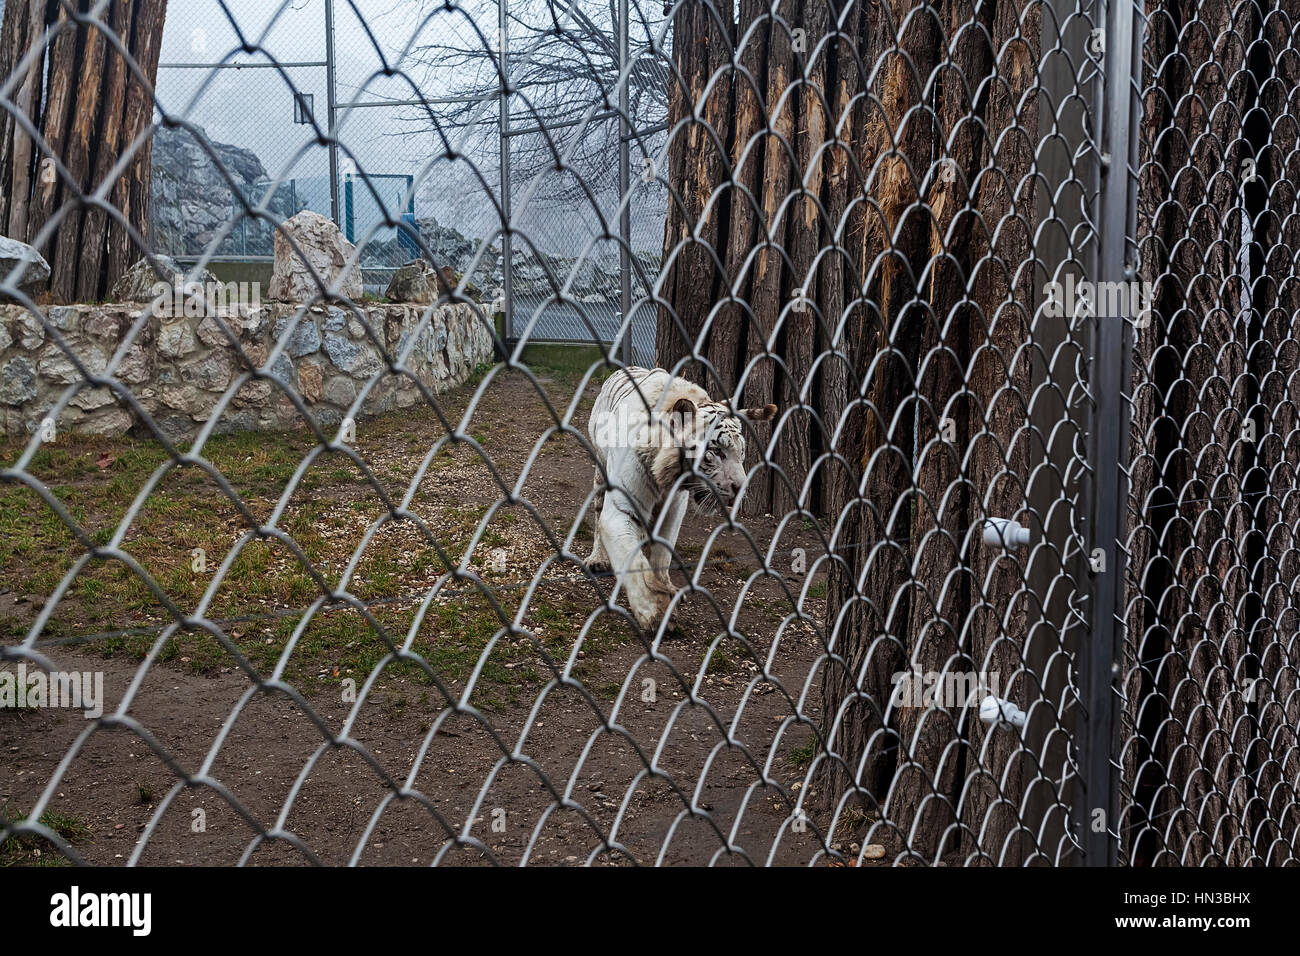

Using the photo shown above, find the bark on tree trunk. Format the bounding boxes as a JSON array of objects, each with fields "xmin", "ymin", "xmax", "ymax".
[
  {"xmin": 0, "ymin": 0, "xmax": 169, "ymax": 301},
  {"xmin": 105, "ymin": 0, "xmax": 167, "ymax": 292},
  {"xmin": 1, "ymin": 0, "xmax": 50, "ymax": 242},
  {"xmin": 1128, "ymin": 0, "xmax": 1300, "ymax": 866},
  {"xmin": 657, "ymin": 0, "xmax": 1042, "ymax": 861}
]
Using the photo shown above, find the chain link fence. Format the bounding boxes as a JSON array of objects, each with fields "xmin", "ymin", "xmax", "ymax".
[
  {"xmin": 152, "ymin": 1, "xmax": 331, "ymax": 265},
  {"xmin": 0, "ymin": 0, "xmax": 1296, "ymax": 866},
  {"xmin": 150, "ymin": 0, "xmax": 668, "ymax": 355},
  {"xmin": 1119, "ymin": 0, "xmax": 1300, "ymax": 866}
]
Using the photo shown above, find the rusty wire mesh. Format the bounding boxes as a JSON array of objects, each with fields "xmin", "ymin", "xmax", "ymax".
[{"xmin": 0, "ymin": 0, "xmax": 1295, "ymax": 867}]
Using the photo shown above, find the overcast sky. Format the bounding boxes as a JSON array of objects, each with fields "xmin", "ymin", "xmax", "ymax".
[{"xmin": 154, "ymin": 0, "xmax": 668, "ymax": 257}]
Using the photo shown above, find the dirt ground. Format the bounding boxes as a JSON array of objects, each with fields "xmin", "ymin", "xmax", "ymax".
[{"xmin": 0, "ymin": 364, "xmax": 879, "ymax": 866}]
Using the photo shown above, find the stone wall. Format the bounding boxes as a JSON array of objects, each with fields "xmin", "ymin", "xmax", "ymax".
[{"xmin": 0, "ymin": 301, "xmax": 493, "ymax": 441}]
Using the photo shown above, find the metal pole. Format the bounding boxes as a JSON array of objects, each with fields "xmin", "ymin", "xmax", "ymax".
[
  {"xmin": 498, "ymin": 0, "xmax": 513, "ymax": 342},
  {"xmin": 344, "ymin": 175, "xmax": 355, "ymax": 244},
  {"xmin": 618, "ymin": 0, "xmax": 632, "ymax": 364},
  {"xmin": 1084, "ymin": 0, "xmax": 1138, "ymax": 868},
  {"xmin": 324, "ymin": 0, "xmax": 340, "ymax": 225},
  {"xmin": 1029, "ymin": 0, "xmax": 1086, "ymax": 864}
]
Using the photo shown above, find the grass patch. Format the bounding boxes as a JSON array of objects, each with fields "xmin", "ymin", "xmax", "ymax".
[
  {"xmin": 0, "ymin": 810, "xmax": 92, "ymax": 866},
  {"xmin": 789, "ymin": 736, "xmax": 819, "ymax": 768},
  {"xmin": 0, "ymin": 372, "xmax": 619, "ymax": 705}
]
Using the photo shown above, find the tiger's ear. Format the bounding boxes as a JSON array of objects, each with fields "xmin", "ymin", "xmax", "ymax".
[
  {"xmin": 741, "ymin": 403, "xmax": 778, "ymax": 422},
  {"xmin": 668, "ymin": 397, "xmax": 696, "ymax": 434}
]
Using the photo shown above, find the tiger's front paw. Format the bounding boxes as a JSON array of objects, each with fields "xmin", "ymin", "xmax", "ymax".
[{"xmin": 632, "ymin": 577, "xmax": 679, "ymax": 632}]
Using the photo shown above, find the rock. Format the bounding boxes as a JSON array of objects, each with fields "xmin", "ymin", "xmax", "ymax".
[
  {"xmin": 76, "ymin": 408, "xmax": 132, "ymax": 437},
  {"xmin": 161, "ymin": 384, "xmax": 201, "ymax": 411},
  {"xmin": 368, "ymin": 379, "xmax": 396, "ymax": 413},
  {"xmin": 862, "ymin": 844, "xmax": 886, "ymax": 860},
  {"xmin": 117, "ymin": 345, "xmax": 152, "ymax": 384},
  {"xmin": 311, "ymin": 405, "xmax": 343, "ymax": 429},
  {"xmin": 268, "ymin": 210, "xmax": 362, "ymax": 302},
  {"xmin": 323, "ymin": 332, "xmax": 382, "ymax": 379},
  {"xmin": 297, "ymin": 360, "xmax": 323, "ymax": 403},
  {"xmin": 156, "ymin": 320, "xmax": 197, "ymax": 359},
  {"xmin": 47, "ymin": 306, "xmax": 78, "ymax": 331},
  {"xmin": 240, "ymin": 342, "xmax": 268, "ymax": 369},
  {"xmin": 415, "ymin": 216, "xmax": 476, "ymax": 272},
  {"xmin": 82, "ymin": 309, "xmax": 125, "ymax": 340},
  {"xmin": 438, "ymin": 267, "xmax": 481, "ymax": 302},
  {"xmin": 70, "ymin": 387, "xmax": 117, "ymax": 410},
  {"xmin": 197, "ymin": 315, "xmax": 235, "ymax": 347},
  {"xmin": 271, "ymin": 315, "xmax": 321, "ymax": 357},
  {"xmin": 19, "ymin": 314, "xmax": 45, "ymax": 348},
  {"xmin": 384, "ymin": 259, "xmax": 439, "ymax": 304},
  {"xmin": 110, "ymin": 255, "xmax": 217, "ymax": 303},
  {"xmin": 322, "ymin": 375, "xmax": 355, "ymax": 407},
  {"xmin": 149, "ymin": 125, "xmax": 299, "ymax": 259},
  {"xmin": 268, "ymin": 354, "xmax": 295, "ymax": 387},
  {"xmin": 238, "ymin": 309, "xmax": 267, "ymax": 337},
  {"xmin": 233, "ymin": 380, "xmax": 273, "ymax": 408},
  {"xmin": 0, "ymin": 300, "xmax": 492, "ymax": 441},
  {"xmin": 179, "ymin": 350, "xmax": 234, "ymax": 391},
  {"xmin": 212, "ymin": 407, "xmax": 259, "ymax": 434},
  {"xmin": 38, "ymin": 341, "xmax": 107, "ymax": 384},
  {"xmin": 152, "ymin": 414, "xmax": 195, "ymax": 443},
  {"xmin": 261, "ymin": 392, "xmax": 299, "ymax": 428},
  {"xmin": 1, "ymin": 357, "xmax": 37, "ymax": 405},
  {"xmin": 0, "ymin": 236, "xmax": 50, "ymax": 297}
]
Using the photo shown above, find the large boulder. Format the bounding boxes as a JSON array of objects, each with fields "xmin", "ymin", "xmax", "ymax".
[
  {"xmin": 415, "ymin": 216, "xmax": 475, "ymax": 272},
  {"xmin": 385, "ymin": 259, "xmax": 483, "ymax": 304},
  {"xmin": 149, "ymin": 125, "xmax": 300, "ymax": 258},
  {"xmin": 110, "ymin": 255, "xmax": 218, "ymax": 303},
  {"xmin": 384, "ymin": 259, "xmax": 437, "ymax": 304},
  {"xmin": 0, "ymin": 236, "xmax": 51, "ymax": 299},
  {"xmin": 268, "ymin": 210, "xmax": 362, "ymax": 303}
]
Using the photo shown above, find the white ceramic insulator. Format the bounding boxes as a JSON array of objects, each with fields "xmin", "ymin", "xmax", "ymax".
[
  {"xmin": 983, "ymin": 517, "xmax": 1030, "ymax": 548},
  {"xmin": 979, "ymin": 695, "xmax": 1027, "ymax": 728}
]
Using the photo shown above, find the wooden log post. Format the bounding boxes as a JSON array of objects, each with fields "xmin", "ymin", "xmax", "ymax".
[{"xmin": 0, "ymin": 0, "xmax": 169, "ymax": 302}]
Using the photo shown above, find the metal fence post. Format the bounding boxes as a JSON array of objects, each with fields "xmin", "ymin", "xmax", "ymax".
[
  {"xmin": 499, "ymin": 0, "xmax": 513, "ymax": 342},
  {"xmin": 325, "ymin": 0, "xmax": 340, "ymax": 226},
  {"xmin": 344, "ymin": 174, "xmax": 355, "ymax": 243},
  {"xmin": 618, "ymin": 0, "xmax": 632, "ymax": 364},
  {"xmin": 1083, "ymin": 0, "xmax": 1140, "ymax": 867}
]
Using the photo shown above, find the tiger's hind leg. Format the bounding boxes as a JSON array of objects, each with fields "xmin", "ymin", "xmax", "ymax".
[{"xmin": 585, "ymin": 470, "xmax": 611, "ymax": 572}]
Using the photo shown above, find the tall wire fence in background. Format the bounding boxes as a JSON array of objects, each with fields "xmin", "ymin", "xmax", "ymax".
[
  {"xmin": 0, "ymin": 0, "xmax": 1296, "ymax": 867},
  {"xmin": 152, "ymin": 0, "xmax": 668, "ymax": 358}
]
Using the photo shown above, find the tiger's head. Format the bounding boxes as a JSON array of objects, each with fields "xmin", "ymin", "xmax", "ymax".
[{"xmin": 655, "ymin": 396, "xmax": 778, "ymax": 511}]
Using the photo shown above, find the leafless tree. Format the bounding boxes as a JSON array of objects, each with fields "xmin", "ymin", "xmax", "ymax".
[{"xmin": 402, "ymin": 0, "xmax": 670, "ymax": 202}]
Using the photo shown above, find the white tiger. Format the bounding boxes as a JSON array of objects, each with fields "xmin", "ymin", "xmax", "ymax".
[{"xmin": 585, "ymin": 367, "xmax": 777, "ymax": 631}]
